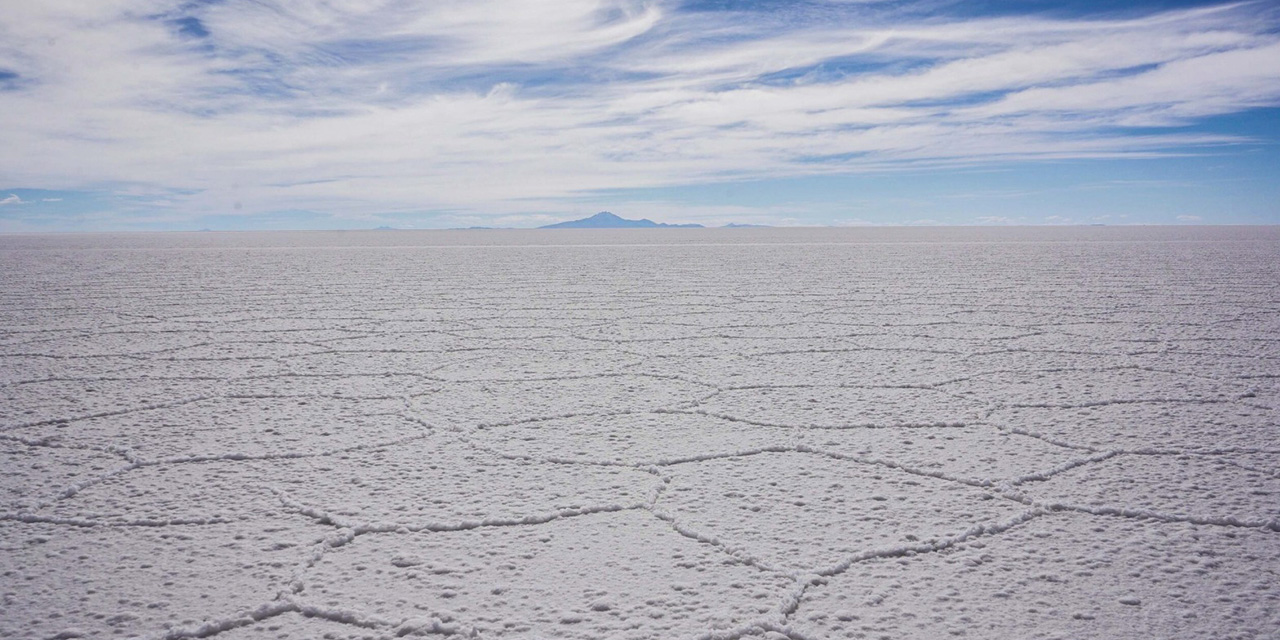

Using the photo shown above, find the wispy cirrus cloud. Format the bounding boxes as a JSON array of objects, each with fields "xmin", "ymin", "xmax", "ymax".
[{"xmin": 0, "ymin": 0, "xmax": 1277, "ymax": 226}]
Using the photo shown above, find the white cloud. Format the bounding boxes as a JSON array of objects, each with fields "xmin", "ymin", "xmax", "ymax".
[
  {"xmin": 1177, "ymin": 214, "xmax": 1204, "ymax": 221},
  {"xmin": 0, "ymin": 1, "xmax": 1278, "ymax": 222},
  {"xmin": 0, "ymin": 194, "xmax": 25, "ymax": 206}
]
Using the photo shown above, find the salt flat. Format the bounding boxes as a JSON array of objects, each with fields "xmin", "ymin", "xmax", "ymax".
[{"xmin": 1, "ymin": 227, "xmax": 1278, "ymax": 640}]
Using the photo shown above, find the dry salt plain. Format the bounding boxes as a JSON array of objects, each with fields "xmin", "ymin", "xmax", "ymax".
[{"xmin": 1, "ymin": 226, "xmax": 1279, "ymax": 640}]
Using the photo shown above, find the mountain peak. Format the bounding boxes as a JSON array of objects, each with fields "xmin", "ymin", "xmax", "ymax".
[{"xmin": 539, "ymin": 212, "xmax": 703, "ymax": 229}]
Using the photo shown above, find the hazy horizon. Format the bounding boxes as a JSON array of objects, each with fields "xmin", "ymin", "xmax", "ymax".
[
  {"xmin": 5, "ymin": 224, "xmax": 1279, "ymax": 247},
  {"xmin": 1, "ymin": 222, "xmax": 1278, "ymax": 237}
]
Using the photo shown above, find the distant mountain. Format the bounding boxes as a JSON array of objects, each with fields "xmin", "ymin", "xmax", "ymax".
[
  {"xmin": 722, "ymin": 223, "xmax": 770, "ymax": 228},
  {"xmin": 539, "ymin": 211, "xmax": 704, "ymax": 229}
]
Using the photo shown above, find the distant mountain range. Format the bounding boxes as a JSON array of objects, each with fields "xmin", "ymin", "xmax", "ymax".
[
  {"xmin": 539, "ymin": 211, "xmax": 766, "ymax": 229},
  {"xmin": 539, "ymin": 211, "xmax": 702, "ymax": 229}
]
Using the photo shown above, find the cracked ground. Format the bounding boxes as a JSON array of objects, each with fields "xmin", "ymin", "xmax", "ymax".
[{"xmin": 1, "ymin": 227, "xmax": 1278, "ymax": 640}]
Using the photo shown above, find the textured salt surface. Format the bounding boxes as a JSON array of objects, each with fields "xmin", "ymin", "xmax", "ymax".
[{"xmin": 1, "ymin": 227, "xmax": 1278, "ymax": 639}]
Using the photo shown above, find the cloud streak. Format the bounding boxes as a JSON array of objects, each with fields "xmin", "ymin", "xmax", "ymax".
[{"xmin": 1, "ymin": 0, "xmax": 1278, "ymax": 224}]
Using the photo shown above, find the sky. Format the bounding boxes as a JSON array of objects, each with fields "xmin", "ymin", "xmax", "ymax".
[{"xmin": 1, "ymin": 0, "xmax": 1278, "ymax": 231}]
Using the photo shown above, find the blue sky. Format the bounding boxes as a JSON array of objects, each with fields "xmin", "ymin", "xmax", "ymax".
[{"xmin": 1, "ymin": 0, "xmax": 1278, "ymax": 231}]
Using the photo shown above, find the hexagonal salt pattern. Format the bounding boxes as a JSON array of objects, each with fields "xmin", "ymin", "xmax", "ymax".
[
  {"xmin": 8, "ymin": 396, "xmax": 418, "ymax": 460},
  {"xmin": 696, "ymin": 387, "xmax": 986, "ymax": 429},
  {"xmin": 989, "ymin": 402, "xmax": 1280, "ymax": 452},
  {"xmin": 1026, "ymin": 454, "xmax": 1280, "ymax": 526},
  {"xmin": 470, "ymin": 411, "xmax": 794, "ymax": 466},
  {"xmin": 791, "ymin": 513, "xmax": 1280, "ymax": 640},
  {"xmin": 0, "ymin": 519, "xmax": 318, "ymax": 639},
  {"xmin": 0, "ymin": 441, "xmax": 124, "ymax": 511},
  {"xmin": 303, "ymin": 510, "xmax": 793, "ymax": 639},
  {"xmin": 2, "ymin": 228, "xmax": 1278, "ymax": 639},
  {"xmin": 657, "ymin": 452, "xmax": 1019, "ymax": 574},
  {"xmin": 801, "ymin": 423, "xmax": 1084, "ymax": 485}
]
